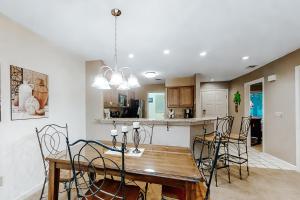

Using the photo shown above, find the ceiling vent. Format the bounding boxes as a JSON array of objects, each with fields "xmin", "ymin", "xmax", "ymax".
[{"xmin": 246, "ymin": 65, "xmax": 257, "ymax": 69}]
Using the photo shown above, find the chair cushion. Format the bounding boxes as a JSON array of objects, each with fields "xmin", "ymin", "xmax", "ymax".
[
  {"xmin": 229, "ymin": 134, "xmax": 247, "ymax": 141},
  {"xmin": 161, "ymin": 185, "xmax": 185, "ymax": 200},
  {"xmin": 85, "ymin": 178, "xmax": 141, "ymax": 200},
  {"xmin": 194, "ymin": 133, "xmax": 215, "ymax": 142}
]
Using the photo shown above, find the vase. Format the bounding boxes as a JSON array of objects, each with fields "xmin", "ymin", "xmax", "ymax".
[
  {"xmin": 18, "ymin": 81, "xmax": 33, "ymax": 111},
  {"xmin": 33, "ymin": 79, "xmax": 48, "ymax": 109}
]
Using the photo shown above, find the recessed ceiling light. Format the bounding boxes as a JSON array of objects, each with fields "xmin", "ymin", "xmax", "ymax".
[
  {"xmin": 144, "ymin": 71, "xmax": 157, "ymax": 78},
  {"xmin": 163, "ymin": 49, "xmax": 170, "ymax": 55},
  {"xmin": 200, "ymin": 51, "xmax": 207, "ymax": 57},
  {"xmin": 128, "ymin": 53, "xmax": 134, "ymax": 58},
  {"xmin": 210, "ymin": 78, "xmax": 215, "ymax": 82},
  {"xmin": 242, "ymin": 56, "xmax": 249, "ymax": 60}
]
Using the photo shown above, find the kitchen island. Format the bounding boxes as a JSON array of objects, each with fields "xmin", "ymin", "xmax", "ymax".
[{"xmin": 92, "ymin": 117, "xmax": 216, "ymax": 148}]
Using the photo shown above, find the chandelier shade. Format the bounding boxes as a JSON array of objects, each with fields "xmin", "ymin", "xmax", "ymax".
[
  {"xmin": 128, "ymin": 74, "xmax": 140, "ymax": 88},
  {"xmin": 109, "ymin": 71, "xmax": 123, "ymax": 86},
  {"xmin": 92, "ymin": 74, "xmax": 111, "ymax": 90}
]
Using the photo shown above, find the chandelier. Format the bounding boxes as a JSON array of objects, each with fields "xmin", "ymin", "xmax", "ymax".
[{"xmin": 92, "ymin": 8, "xmax": 140, "ymax": 90}]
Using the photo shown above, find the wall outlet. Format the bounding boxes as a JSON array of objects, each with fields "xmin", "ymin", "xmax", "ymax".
[{"xmin": 0, "ymin": 176, "xmax": 3, "ymax": 187}]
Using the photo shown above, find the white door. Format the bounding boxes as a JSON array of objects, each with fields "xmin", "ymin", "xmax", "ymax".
[{"xmin": 201, "ymin": 89, "xmax": 228, "ymax": 117}]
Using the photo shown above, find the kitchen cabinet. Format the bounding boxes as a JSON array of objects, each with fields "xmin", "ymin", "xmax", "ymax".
[
  {"xmin": 167, "ymin": 86, "xmax": 194, "ymax": 108},
  {"xmin": 179, "ymin": 86, "xmax": 194, "ymax": 107},
  {"xmin": 167, "ymin": 87, "xmax": 180, "ymax": 107}
]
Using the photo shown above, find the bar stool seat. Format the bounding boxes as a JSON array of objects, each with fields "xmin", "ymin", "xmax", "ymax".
[{"xmin": 229, "ymin": 133, "xmax": 247, "ymax": 141}]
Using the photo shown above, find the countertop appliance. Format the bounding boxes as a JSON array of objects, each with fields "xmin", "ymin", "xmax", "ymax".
[{"xmin": 184, "ymin": 108, "xmax": 193, "ymax": 118}]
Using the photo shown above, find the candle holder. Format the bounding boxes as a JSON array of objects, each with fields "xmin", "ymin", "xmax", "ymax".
[
  {"xmin": 132, "ymin": 127, "xmax": 141, "ymax": 154},
  {"xmin": 122, "ymin": 131, "xmax": 128, "ymax": 152},
  {"xmin": 111, "ymin": 135, "xmax": 117, "ymax": 149}
]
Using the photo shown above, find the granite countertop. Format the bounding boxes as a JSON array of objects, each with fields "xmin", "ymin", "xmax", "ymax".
[{"xmin": 97, "ymin": 117, "xmax": 216, "ymax": 126}]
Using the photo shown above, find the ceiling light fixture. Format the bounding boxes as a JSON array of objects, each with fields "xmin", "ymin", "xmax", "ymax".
[
  {"xmin": 242, "ymin": 56, "xmax": 249, "ymax": 60},
  {"xmin": 144, "ymin": 72, "xmax": 157, "ymax": 78},
  {"xmin": 163, "ymin": 49, "xmax": 170, "ymax": 55},
  {"xmin": 210, "ymin": 78, "xmax": 215, "ymax": 82},
  {"xmin": 92, "ymin": 9, "xmax": 140, "ymax": 90},
  {"xmin": 200, "ymin": 51, "xmax": 207, "ymax": 57}
]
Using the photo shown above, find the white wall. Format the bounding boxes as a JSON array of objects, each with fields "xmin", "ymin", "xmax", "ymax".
[{"xmin": 0, "ymin": 14, "xmax": 86, "ymax": 199}]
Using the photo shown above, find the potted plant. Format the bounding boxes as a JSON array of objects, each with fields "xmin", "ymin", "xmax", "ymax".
[{"xmin": 233, "ymin": 91, "xmax": 241, "ymax": 112}]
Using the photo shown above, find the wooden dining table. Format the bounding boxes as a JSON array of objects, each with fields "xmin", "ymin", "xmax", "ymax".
[{"xmin": 46, "ymin": 141, "xmax": 204, "ymax": 200}]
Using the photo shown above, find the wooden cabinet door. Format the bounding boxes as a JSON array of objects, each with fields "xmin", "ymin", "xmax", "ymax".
[
  {"xmin": 179, "ymin": 86, "xmax": 194, "ymax": 107},
  {"xmin": 167, "ymin": 88, "xmax": 180, "ymax": 107}
]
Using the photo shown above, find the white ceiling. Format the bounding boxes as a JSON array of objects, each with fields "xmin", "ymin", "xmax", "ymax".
[{"xmin": 1, "ymin": 0, "xmax": 300, "ymax": 84}]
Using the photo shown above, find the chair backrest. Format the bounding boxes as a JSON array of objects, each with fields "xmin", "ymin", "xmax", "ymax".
[
  {"xmin": 215, "ymin": 116, "xmax": 234, "ymax": 138},
  {"xmin": 66, "ymin": 139, "xmax": 125, "ymax": 200},
  {"xmin": 112, "ymin": 121, "xmax": 154, "ymax": 144},
  {"xmin": 36, "ymin": 124, "xmax": 69, "ymax": 177},
  {"xmin": 239, "ymin": 116, "xmax": 252, "ymax": 139},
  {"xmin": 131, "ymin": 124, "xmax": 154, "ymax": 145}
]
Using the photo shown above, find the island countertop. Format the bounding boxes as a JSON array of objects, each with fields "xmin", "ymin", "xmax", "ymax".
[{"xmin": 97, "ymin": 117, "xmax": 216, "ymax": 126}]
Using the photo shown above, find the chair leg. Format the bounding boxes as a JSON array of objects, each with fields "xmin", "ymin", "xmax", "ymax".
[
  {"xmin": 238, "ymin": 141, "xmax": 242, "ymax": 179},
  {"xmin": 145, "ymin": 182, "xmax": 149, "ymax": 200},
  {"xmin": 226, "ymin": 143, "xmax": 231, "ymax": 183},
  {"xmin": 40, "ymin": 177, "xmax": 47, "ymax": 200},
  {"xmin": 245, "ymin": 141, "xmax": 250, "ymax": 175},
  {"xmin": 214, "ymin": 167, "xmax": 218, "ymax": 187}
]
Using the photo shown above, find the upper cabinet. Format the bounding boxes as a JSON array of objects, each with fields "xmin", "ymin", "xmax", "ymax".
[
  {"xmin": 167, "ymin": 87, "xmax": 180, "ymax": 107},
  {"xmin": 179, "ymin": 86, "xmax": 194, "ymax": 107},
  {"xmin": 167, "ymin": 86, "xmax": 194, "ymax": 108}
]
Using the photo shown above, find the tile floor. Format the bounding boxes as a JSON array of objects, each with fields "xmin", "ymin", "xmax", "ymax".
[{"xmin": 229, "ymin": 144, "xmax": 296, "ymax": 170}]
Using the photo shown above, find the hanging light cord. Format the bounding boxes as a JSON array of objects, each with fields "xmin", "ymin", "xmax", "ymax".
[{"xmin": 114, "ymin": 15, "xmax": 118, "ymax": 70}]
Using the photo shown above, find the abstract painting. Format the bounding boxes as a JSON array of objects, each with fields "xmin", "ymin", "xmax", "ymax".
[{"xmin": 10, "ymin": 65, "xmax": 49, "ymax": 120}]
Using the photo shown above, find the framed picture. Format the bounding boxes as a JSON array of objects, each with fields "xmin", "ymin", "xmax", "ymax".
[{"xmin": 10, "ymin": 65, "xmax": 49, "ymax": 120}]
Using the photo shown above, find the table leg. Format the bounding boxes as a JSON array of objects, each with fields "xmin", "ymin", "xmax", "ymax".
[
  {"xmin": 185, "ymin": 182, "xmax": 197, "ymax": 200},
  {"xmin": 48, "ymin": 161, "xmax": 60, "ymax": 200}
]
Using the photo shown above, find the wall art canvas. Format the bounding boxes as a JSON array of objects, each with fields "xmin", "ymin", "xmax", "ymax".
[{"xmin": 10, "ymin": 65, "xmax": 49, "ymax": 120}]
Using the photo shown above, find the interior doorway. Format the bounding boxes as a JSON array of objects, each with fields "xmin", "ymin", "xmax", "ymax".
[
  {"xmin": 147, "ymin": 92, "xmax": 165, "ymax": 120},
  {"xmin": 244, "ymin": 78, "xmax": 265, "ymax": 152}
]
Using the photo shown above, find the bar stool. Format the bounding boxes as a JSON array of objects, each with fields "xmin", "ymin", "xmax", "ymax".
[
  {"xmin": 193, "ymin": 116, "xmax": 234, "ymax": 186},
  {"xmin": 228, "ymin": 116, "xmax": 251, "ymax": 179}
]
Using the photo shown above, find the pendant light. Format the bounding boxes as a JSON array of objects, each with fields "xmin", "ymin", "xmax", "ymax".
[{"xmin": 92, "ymin": 8, "xmax": 140, "ymax": 90}]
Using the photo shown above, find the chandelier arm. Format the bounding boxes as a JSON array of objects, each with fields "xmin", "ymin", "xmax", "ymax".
[{"xmin": 103, "ymin": 68, "xmax": 113, "ymax": 77}]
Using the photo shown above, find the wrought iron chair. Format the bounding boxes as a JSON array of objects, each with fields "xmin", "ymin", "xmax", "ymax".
[
  {"xmin": 161, "ymin": 132, "xmax": 222, "ymax": 200},
  {"xmin": 66, "ymin": 139, "xmax": 143, "ymax": 200},
  {"xmin": 193, "ymin": 116, "xmax": 234, "ymax": 186},
  {"xmin": 36, "ymin": 124, "xmax": 73, "ymax": 200},
  {"xmin": 228, "ymin": 116, "xmax": 251, "ymax": 179}
]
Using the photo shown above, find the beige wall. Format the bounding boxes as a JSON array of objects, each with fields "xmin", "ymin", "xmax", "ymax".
[
  {"xmin": 134, "ymin": 84, "xmax": 165, "ymax": 117},
  {"xmin": 229, "ymin": 49, "xmax": 300, "ymax": 165},
  {"xmin": 165, "ymin": 76, "xmax": 195, "ymax": 87},
  {"xmin": 200, "ymin": 81, "xmax": 229, "ymax": 90},
  {"xmin": 0, "ymin": 14, "xmax": 86, "ymax": 199}
]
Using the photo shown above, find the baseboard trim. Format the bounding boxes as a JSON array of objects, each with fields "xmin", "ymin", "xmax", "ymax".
[{"xmin": 15, "ymin": 182, "xmax": 44, "ymax": 200}]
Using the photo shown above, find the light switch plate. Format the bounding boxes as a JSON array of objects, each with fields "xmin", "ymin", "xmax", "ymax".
[{"xmin": 275, "ymin": 112, "xmax": 283, "ymax": 118}]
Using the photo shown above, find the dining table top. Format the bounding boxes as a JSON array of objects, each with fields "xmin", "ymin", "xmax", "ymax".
[{"xmin": 46, "ymin": 140, "xmax": 203, "ymax": 183}]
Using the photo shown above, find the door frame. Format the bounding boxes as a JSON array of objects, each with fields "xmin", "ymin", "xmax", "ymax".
[
  {"xmin": 200, "ymin": 89, "xmax": 229, "ymax": 117},
  {"xmin": 295, "ymin": 66, "xmax": 300, "ymax": 171},
  {"xmin": 244, "ymin": 77, "xmax": 265, "ymax": 152}
]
